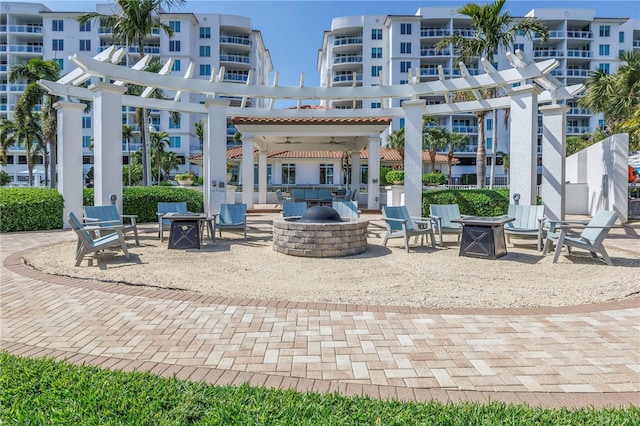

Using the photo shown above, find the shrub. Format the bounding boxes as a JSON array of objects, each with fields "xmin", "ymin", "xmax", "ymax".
[
  {"xmin": 0, "ymin": 188, "xmax": 64, "ymax": 232},
  {"xmin": 386, "ymin": 170, "xmax": 405, "ymax": 184},
  {"xmin": 422, "ymin": 172, "xmax": 447, "ymax": 185},
  {"xmin": 422, "ymin": 188, "xmax": 510, "ymax": 217},
  {"xmin": 175, "ymin": 172, "xmax": 195, "ymax": 181},
  {"xmin": 379, "ymin": 166, "xmax": 392, "ymax": 186},
  {"xmin": 0, "ymin": 170, "xmax": 11, "ymax": 186}
]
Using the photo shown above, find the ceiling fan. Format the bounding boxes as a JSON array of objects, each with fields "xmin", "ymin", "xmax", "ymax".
[
  {"xmin": 324, "ymin": 137, "xmax": 348, "ymax": 145},
  {"xmin": 275, "ymin": 137, "xmax": 302, "ymax": 145}
]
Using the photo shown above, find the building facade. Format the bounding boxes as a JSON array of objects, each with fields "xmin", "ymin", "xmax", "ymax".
[
  {"xmin": 1, "ymin": 2, "xmax": 272, "ymax": 185},
  {"xmin": 317, "ymin": 7, "xmax": 640, "ymax": 184}
]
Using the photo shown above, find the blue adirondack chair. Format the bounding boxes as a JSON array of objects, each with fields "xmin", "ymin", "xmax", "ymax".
[
  {"xmin": 157, "ymin": 202, "xmax": 188, "ymax": 242},
  {"xmin": 429, "ymin": 204, "xmax": 464, "ymax": 246},
  {"xmin": 332, "ymin": 200, "xmax": 360, "ymax": 219},
  {"xmin": 213, "ymin": 203, "xmax": 248, "ymax": 240},
  {"xmin": 503, "ymin": 204, "xmax": 545, "ymax": 251},
  {"xmin": 282, "ymin": 201, "xmax": 307, "ymax": 219},
  {"xmin": 275, "ymin": 189, "xmax": 291, "ymax": 207},
  {"xmin": 68, "ymin": 211, "xmax": 130, "ymax": 266},
  {"xmin": 382, "ymin": 205, "xmax": 435, "ymax": 252},
  {"xmin": 84, "ymin": 205, "xmax": 139, "ymax": 245},
  {"xmin": 542, "ymin": 209, "xmax": 618, "ymax": 265}
]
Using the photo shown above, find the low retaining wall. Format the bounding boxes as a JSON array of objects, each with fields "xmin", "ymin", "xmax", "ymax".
[{"xmin": 272, "ymin": 218, "xmax": 368, "ymax": 257}]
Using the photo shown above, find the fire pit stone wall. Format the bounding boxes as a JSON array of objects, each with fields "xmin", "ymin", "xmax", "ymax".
[{"xmin": 272, "ymin": 218, "xmax": 368, "ymax": 257}]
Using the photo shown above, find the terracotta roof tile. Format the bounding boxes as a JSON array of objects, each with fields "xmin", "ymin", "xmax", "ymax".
[{"xmin": 231, "ymin": 116, "xmax": 392, "ymax": 125}]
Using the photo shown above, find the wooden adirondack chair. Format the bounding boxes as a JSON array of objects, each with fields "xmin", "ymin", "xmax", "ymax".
[
  {"xmin": 504, "ymin": 204, "xmax": 545, "ymax": 251},
  {"xmin": 68, "ymin": 211, "xmax": 130, "ymax": 266},
  {"xmin": 332, "ymin": 200, "xmax": 360, "ymax": 219},
  {"xmin": 157, "ymin": 202, "xmax": 188, "ymax": 242},
  {"xmin": 282, "ymin": 201, "xmax": 307, "ymax": 219},
  {"xmin": 84, "ymin": 205, "xmax": 139, "ymax": 245},
  {"xmin": 213, "ymin": 203, "xmax": 248, "ymax": 240},
  {"xmin": 429, "ymin": 204, "xmax": 464, "ymax": 246},
  {"xmin": 542, "ymin": 209, "xmax": 618, "ymax": 265},
  {"xmin": 382, "ymin": 205, "xmax": 435, "ymax": 252}
]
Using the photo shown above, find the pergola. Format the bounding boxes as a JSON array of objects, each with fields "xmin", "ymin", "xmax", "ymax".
[{"xmin": 39, "ymin": 46, "xmax": 582, "ymax": 227}]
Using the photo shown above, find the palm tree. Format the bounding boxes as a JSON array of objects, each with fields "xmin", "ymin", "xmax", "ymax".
[
  {"xmin": 160, "ymin": 151, "xmax": 180, "ymax": 181},
  {"xmin": 0, "ymin": 113, "xmax": 44, "ymax": 186},
  {"xmin": 496, "ymin": 151, "xmax": 510, "ymax": 184},
  {"xmin": 437, "ymin": 0, "xmax": 548, "ymax": 187},
  {"xmin": 446, "ymin": 132, "xmax": 469, "ymax": 185},
  {"xmin": 122, "ymin": 124, "xmax": 135, "ymax": 186},
  {"xmin": 422, "ymin": 117, "xmax": 449, "ymax": 173},
  {"xmin": 386, "ymin": 127, "xmax": 405, "ymax": 163},
  {"xmin": 9, "ymin": 58, "xmax": 60, "ymax": 187},
  {"xmin": 150, "ymin": 130, "xmax": 169, "ymax": 184},
  {"xmin": 194, "ymin": 121, "xmax": 204, "ymax": 152},
  {"xmin": 77, "ymin": 0, "xmax": 185, "ymax": 186}
]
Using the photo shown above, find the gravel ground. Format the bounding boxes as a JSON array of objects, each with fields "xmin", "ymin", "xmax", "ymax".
[{"xmin": 23, "ymin": 216, "xmax": 640, "ymax": 309}]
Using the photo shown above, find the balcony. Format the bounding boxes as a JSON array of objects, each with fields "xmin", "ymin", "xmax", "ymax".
[
  {"xmin": 633, "ymin": 40, "xmax": 640, "ymax": 48},
  {"xmin": 567, "ymin": 126, "xmax": 592, "ymax": 134},
  {"xmin": 8, "ymin": 44, "xmax": 43, "ymax": 54},
  {"xmin": 7, "ymin": 25, "xmax": 43, "ymax": 34},
  {"xmin": 566, "ymin": 49, "xmax": 592, "ymax": 58},
  {"xmin": 220, "ymin": 35, "xmax": 251, "ymax": 47},
  {"xmin": 223, "ymin": 73, "xmax": 248, "ymax": 82},
  {"xmin": 332, "ymin": 73, "xmax": 362, "ymax": 84},
  {"xmin": 0, "ymin": 84, "xmax": 27, "ymax": 92},
  {"xmin": 550, "ymin": 69, "xmax": 563, "ymax": 76},
  {"xmin": 457, "ymin": 145, "xmax": 478, "ymax": 153},
  {"xmin": 420, "ymin": 28, "xmax": 450, "ymax": 38},
  {"xmin": 452, "ymin": 68, "xmax": 480, "ymax": 76},
  {"xmin": 420, "ymin": 68, "xmax": 450, "ymax": 77},
  {"xmin": 190, "ymin": 144, "xmax": 203, "ymax": 153},
  {"xmin": 533, "ymin": 49, "xmax": 563, "ymax": 58},
  {"xmin": 567, "ymin": 30, "xmax": 593, "ymax": 39},
  {"xmin": 420, "ymin": 48, "xmax": 450, "ymax": 56},
  {"xmin": 535, "ymin": 30, "xmax": 564, "ymax": 39},
  {"xmin": 127, "ymin": 45, "xmax": 160, "ymax": 55},
  {"xmin": 122, "ymin": 143, "xmax": 142, "ymax": 152},
  {"xmin": 333, "ymin": 36, "xmax": 363, "ymax": 47},
  {"xmin": 452, "ymin": 28, "xmax": 476, "ymax": 37},
  {"xmin": 452, "ymin": 125, "xmax": 478, "ymax": 134},
  {"xmin": 568, "ymin": 107, "xmax": 591, "ymax": 115},
  {"xmin": 566, "ymin": 69, "xmax": 589, "ymax": 77},
  {"xmin": 0, "ymin": 65, "xmax": 7, "ymax": 72},
  {"xmin": 220, "ymin": 54, "xmax": 251, "ymax": 64},
  {"xmin": 333, "ymin": 54, "xmax": 362, "ymax": 64}
]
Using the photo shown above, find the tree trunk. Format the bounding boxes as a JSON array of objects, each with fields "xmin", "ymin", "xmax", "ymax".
[
  {"xmin": 476, "ymin": 114, "xmax": 486, "ymax": 188},
  {"xmin": 489, "ymin": 109, "xmax": 497, "ymax": 189},
  {"xmin": 49, "ymin": 137, "xmax": 57, "ymax": 188}
]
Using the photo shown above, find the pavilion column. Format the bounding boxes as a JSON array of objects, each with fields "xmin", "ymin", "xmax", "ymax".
[
  {"xmin": 204, "ymin": 99, "xmax": 229, "ymax": 215},
  {"xmin": 350, "ymin": 150, "xmax": 361, "ymax": 196},
  {"xmin": 258, "ymin": 148, "xmax": 268, "ymax": 204},
  {"xmin": 90, "ymin": 82, "xmax": 126, "ymax": 212},
  {"xmin": 509, "ymin": 84, "xmax": 540, "ymax": 206},
  {"xmin": 367, "ymin": 135, "xmax": 381, "ymax": 210},
  {"xmin": 402, "ymin": 99, "xmax": 426, "ymax": 218},
  {"xmin": 540, "ymin": 104, "xmax": 569, "ymax": 221},
  {"xmin": 241, "ymin": 134, "xmax": 254, "ymax": 209},
  {"xmin": 55, "ymin": 101, "xmax": 85, "ymax": 228}
]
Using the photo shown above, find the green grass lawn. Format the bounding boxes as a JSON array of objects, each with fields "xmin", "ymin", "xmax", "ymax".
[{"xmin": 1, "ymin": 352, "xmax": 637, "ymax": 425}]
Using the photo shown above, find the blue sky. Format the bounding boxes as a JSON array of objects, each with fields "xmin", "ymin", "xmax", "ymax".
[{"xmin": 35, "ymin": 0, "xmax": 640, "ymax": 88}]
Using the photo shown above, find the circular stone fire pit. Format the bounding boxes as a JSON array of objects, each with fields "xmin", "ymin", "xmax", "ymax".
[{"xmin": 273, "ymin": 206, "xmax": 368, "ymax": 257}]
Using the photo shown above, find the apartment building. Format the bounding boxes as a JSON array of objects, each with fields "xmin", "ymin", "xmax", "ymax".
[
  {"xmin": 317, "ymin": 7, "xmax": 640, "ymax": 184},
  {"xmin": 1, "ymin": 2, "xmax": 272, "ymax": 185}
]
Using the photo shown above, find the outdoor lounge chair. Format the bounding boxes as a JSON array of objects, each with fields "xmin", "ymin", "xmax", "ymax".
[
  {"xmin": 68, "ymin": 211, "xmax": 130, "ymax": 266},
  {"xmin": 332, "ymin": 200, "xmax": 360, "ymax": 218},
  {"xmin": 275, "ymin": 189, "xmax": 291, "ymax": 207},
  {"xmin": 157, "ymin": 202, "xmax": 188, "ymax": 242},
  {"xmin": 542, "ymin": 209, "xmax": 618, "ymax": 265},
  {"xmin": 213, "ymin": 203, "xmax": 247, "ymax": 240},
  {"xmin": 282, "ymin": 201, "xmax": 307, "ymax": 220},
  {"xmin": 504, "ymin": 204, "xmax": 545, "ymax": 251},
  {"xmin": 382, "ymin": 205, "xmax": 435, "ymax": 253},
  {"xmin": 84, "ymin": 205, "xmax": 140, "ymax": 245},
  {"xmin": 429, "ymin": 204, "xmax": 464, "ymax": 246}
]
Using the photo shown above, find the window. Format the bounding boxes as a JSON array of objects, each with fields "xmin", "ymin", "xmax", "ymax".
[
  {"xmin": 371, "ymin": 47, "xmax": 382, "ymax": 59},
  {"xmin": 599, "ymin": 63, "xmax": 610, "ymax": 73},
  {"xmin": 486, "ymin": 137, "xmax": 492, "ymax": 151},
  {"xmin": 54, "ymin": 58, "xmax": 63, "ymax": 69},
  {"xmin": 253, "ymin": 164, "xmax": 272, "ymax": 185},
  {"xmin": 5, "ymin": 155, "xmax": 13, "ymax": 164},
  {"xmin": 400, "ymin": 61, "xmax": 411, "ymax": 73},
  {"xmin": 169, "ymin": 136, "xmax": 181, "ymax": 148},
  {"xmin": 52, "ymin": 20, "xmax": 63, "ymax": 31},
  {"xmin": 400, "ymin": 80, "xmax": 408, "ymax": 85},
  {"xmin": 400, "ymin": 42, "xmax": 411, "ymax": 54},
  {"xmin": 52, "ymin": 39, "xmax": 64, "ymax": 51},
  {"xmin": 598, "ymin": 119, "xmax": 606, "ymax": 130},
  {"xmin": 200, "ymin": 27, "xmax": 211, "ymax": 39},
  {"xmin": 169, "ymin": 21, "xmax": 180, "ymax": 32},
  {"xmin": 400, "ymin": 23, "xmax": 412, "ymax": 35},
  {"xmin": 79, "ymin": 21, "xmax": 90, "ymax": 32},
  {"xmin": 171, "ymin": 59, "xmax": 181, "ymax": 72},
  {"xmin": 169, "ymin": 117, "xmax": 181, "ymax": 129},
  {"xmin": 282, "ymin": 163, "xmax": 296, "ymax": 184},
  {"xmin": 319, "ymin": 164, "xmax": 334, "ymax": 184},
  {"xmin": 83, "ymin": 156, "xmax": 93, "ymax": 165},
  {"xmin": 82, "ymin": 136, "xmax": 91, "ymax": 148},
  {"xmin": 82, "ymin": 117, "xmax": 91, "ymax": 129},
  {"xmin": 371, "ymin": 29, "xmax": 382, "ymax": 40},
  {"xmin": 599, "ymin": 25, "xmax": 610, "ymax": 37},
  {"xmin": 513, "ymin": 43, "xmax": 524, "ymax": 53},
  {"xmin": 619, "ymin": 32, "xmax": 625, "ymax": 43},
  {"xmin": 371, "ymin": 102, "xmax": 381, "ymax": 109},
  {"xmin": 169, "ymin": 40, "xmax": 180, "ymax": 52},
  {"xmin": 399, "ymin": 118, "xmax": 405, "ymax": 128},
  {"xmin": 371, "ymin": 65, "xmax": 382, "ymax": 77},
  {"xmin": 486, "ymin": 118, "xmax": 493, "ymax": 131},
  {"xmin": 199, "ymin": 64, "xmax": 211, "ymax": 76},
  {"xmin": 18, "ymin": 155, "xmax": 27, "ymax": 165},
  {"xmin": 599, "ymin": 44, "xmax": 610, "ymax": 56},
  {"xmin": 199, "ymin": 45, "xmax": 211, "ymax": 57},
  {"xmin": 79, "ymin": 40, "xmax": 91, "ymax": 51}
]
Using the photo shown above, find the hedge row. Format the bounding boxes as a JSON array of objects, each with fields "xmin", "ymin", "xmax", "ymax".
[
  {"xmin": 0, "ymin": 188, "xmax": 64, "ymax": 232},
  {"xmin": 422, "ymin": 188, "xmax": 511, "ymax": 217}
]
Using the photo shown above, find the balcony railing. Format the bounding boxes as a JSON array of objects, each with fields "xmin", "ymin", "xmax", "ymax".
[
  {"xmin": 633, "ymin": 40, "xmax": 640, "ymax": 48},
  {"xmin": 420, "ymin": 48, "xmax": 450, "ymax": 56},
  {"xmin": 568, "ymin": 107, "xmax": 591, "ymax": 115},
  {"xmin": 452, "ymin": 125, "xmax": 478, "ymax": 133},
  {"xmin": 566, "ymin": 69, "xmax": 589, "ymax": 77},
  {"xmin": 566, "ymin": 50, "xmax": 592, "ymax": 58},
  {"xmin": 457, "ymin": 145, "xmax": 478, "ymax": 153},
  {"xmin": 535, "ymin": 30, "xmax": 564, "ymax": 38},
  {"xmin": 550, "ymin": 69, "xmax": 563, "ymax": 76},
  {"xmin": 420, "ymin": 28, "xmax": 450, "ymax": 37},
  {"xmin": 189, "ymin": 144, "xmax": 203, "ymax": 153},
  {"xmin": 567, "ymin": 126, "xmax": 592, "ymax": 134},
  {"xmin": 452, "ymin": 68, "xmax": 480, "ymax": 76},
  {"xmin": 7, "ymin": 25, "xmax": 43, "ymax": 34},
  {"xmin": 332, "ymin": 73, "xmax": 362, "ymax": 83},
  {"xmin": 333, "ymin": 36, "xmax": 363, "ymax": 46},
  {"xmin": 0, "ymin": 65, "xmax": 7, "ymax": 72},
  {"xmin": 333, "ymin": 55, "xmax": 362, "ymax": 64},
  {"xmin": 223, "ymin": 73, "xmax": 248, "ymax": 82},
  {"xmin": 0, "ymin": 84, "xmax": 27, "ymax": 92},
  {"xmin": 220, "ymin": 54, "xmax": 250, "ymax": 64},
  {"xmin": 420, "ymin": 68, "xmax": 450, "ymax": 76},
  {"xmin": 533, "ymin": 49, "xmax": 563, "ymax": 58},
  {"xmin": 567, "ymin": 30, "xmax": 593, "ymax": 39},
  {"xmin": 122, "ymin": 143, "xmax": 142, "ymax": 152},
  {"xmin": 8, "ymin": 44, "xmax": 43, "ymax": 53},
  {"xmin": 452, "ymin": 29, "xmax": 476, "ymax": 37},
  {"xmin": 220, "ymin": 35, "xmax": 251, "ymax": 46}
]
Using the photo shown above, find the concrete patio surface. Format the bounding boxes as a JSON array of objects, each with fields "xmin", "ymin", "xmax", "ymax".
[{"xmin": 1, "ymin": 211, "xmax": 639, "ymax": 409}]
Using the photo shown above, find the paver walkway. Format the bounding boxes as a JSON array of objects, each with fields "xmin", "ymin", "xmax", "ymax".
[{"xmin": 1, "ymin": 216, "xmax": 639, "ymax": 409}]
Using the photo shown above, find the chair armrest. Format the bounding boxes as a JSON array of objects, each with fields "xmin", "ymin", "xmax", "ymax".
[
  {"xmin": 555, "ymin": 224, "xmax": 613, "ymax": 230},
  {"xmin": 461, "ymin": 214, "xmax": 473, "ymax": 219},
  {"xmin": 120, "ymin": 214, "xmax": 137, "ymax": 224},
  {"xmin": 84, "ymin": 217, "xmax": 120, "ymax": 225},
  {"xmin": 83, "ymin": 224, "xmax": 124, "ymax": 232},
  {"xmin": 383, "ymin": 217, "xmax": 407, "ymax": 224}
]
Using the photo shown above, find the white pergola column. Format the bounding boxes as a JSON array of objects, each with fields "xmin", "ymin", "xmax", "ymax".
[
  {"xmin": 201, "ymin": 118, "xmax": 209, "ymax": 213},
  {"xmin": 55, "ymin": 101, "xmax": 85, "ymax": 228},
  {"xmin": 367, "ymin": 135, "xmax": 381, "ymax": 210},
  {"xmin": 539, "ymin": 104, "xmax": 569, "ymax": 221},
  {"xmin": 258, "ymin": 149, "xmax": 268, "ymax": 204},
  {"xmin": 351, "ymin": 150, "xmax": 361, "ymax": 196},
  {"xmin": 402, "ymin": 99, "xmax": 426, "ymax": 218},
  {"xmin": 509, "ymin": 84, "xmax": 540, "ymax": 206},
  {"xmin": 204, "ymin": 99, "xmax": 229, "ymax": 215},
  {"xmin": 90, "ymin": 82, "xmax": 127, "ymax": 212},
  {"xmin": 241, "ymin": 134, "xmax": 254, "ymax": 209}
]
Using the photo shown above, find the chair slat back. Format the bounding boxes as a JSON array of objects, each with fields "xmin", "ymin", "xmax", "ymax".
[
  {"xmin": 68, "ymin": 211, "xmax": 94, "ymax": 244},
  {"xmin": 429, "ymin": 204, "xmax": 461, "ymax": 228},
  {"xmin": 282, "ymin": 201, "xmax": 307, "ymax": 218},
  {"xmin": 383, "ymin": 206, "xmax": 414, "ymax": 231},
  {"xmin": 507, "ymin": 204, "xmax": 544, "ymax": 230},
  {"xmin": 332, "ymin": 200, "xmax": 359, "ymax": 218},
  {"xmin": 84, "ymin": 205, "xmax": 121, "ymax": 224},
  {"xmin": 220, "ymin": 203, "xmax": 247, "ymax": 225},
  {"xmin": 305, "ymin": 189, "xmax": 319, "ymax": 200},
  {"xmin": 158, "ymin": 202, "xmax": 187, "ymax": 224},
  {"xmin": 318, "ymin": 189, "xmax": 332, "ymax": 200},
  {"xmin": 291, "ymin": 189, "xmax": 305, "ymax": 202},
  {"xmin": 581, "ymin": 210, "xmax": 617, "ymax": 243}
]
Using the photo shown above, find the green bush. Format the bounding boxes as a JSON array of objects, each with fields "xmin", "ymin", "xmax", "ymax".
[
  {"xmin": 386, "ymin": 170, "xmax": 404, "ymax": 184},
  {"xmin": 422, "ymin": 172, "xmax": 447, "ymax": 185},
  {"xmin": 379, "ymin": 166, "xmax": 392, "ymax": 186},
  {"xmin": 0, "ymin": 188, "xmax": 64, "ymax": 232},
  {"xmin": 0, "ymin": 170, "xmax": 11, "ymax": 186},
  {"xmin": 422, "ymin": 188, "xmax": 510, "ymax": 217}
]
